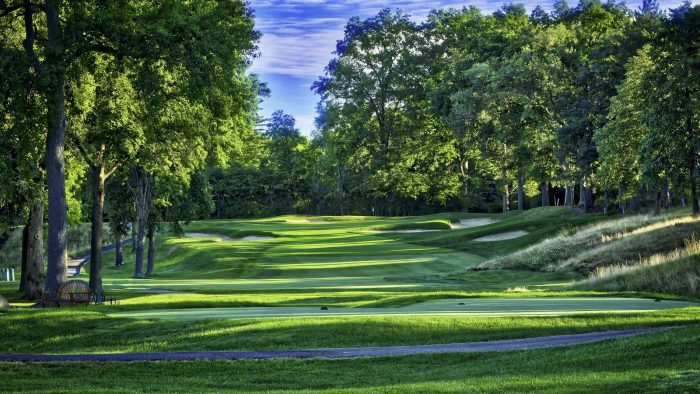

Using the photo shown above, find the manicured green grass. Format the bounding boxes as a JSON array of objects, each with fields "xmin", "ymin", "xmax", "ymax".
[
  {"xmin": 1, "ymin": 325, "xmax": 699, "ymax": 393},
  {"xmin": 1, "ymin": 305, "xmax": 698, "ymax": 354},
  {"xmin": 3, "ymin": 208, "xmax": 699, "ymax": 392},
  {"xmin": 110, "ymin": 297, "xmax": 697, "ymax": 320}
]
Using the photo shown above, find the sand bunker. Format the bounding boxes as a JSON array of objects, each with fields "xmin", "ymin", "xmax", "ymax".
[
  {"xmin": 473, "ymin": 230, "xmax": 528, "ymax": 242},
  {"xmin": 184, "ymin": 233, "xmax": 273, "ymax": 242},
  {"xmin": 450, "ymin": 218, "xmax": 497, "ymax": 230}
]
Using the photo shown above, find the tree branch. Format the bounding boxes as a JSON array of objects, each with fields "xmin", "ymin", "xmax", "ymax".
[
  {"xmin": 105, "ymin": 164, "xmax": 120, "ymax": 179},
  {"xmin": 21, "ymin": 0, "xmax": 42, "ymax": 76},
  {"xmin": 66, "ymin": 131, "xmax": 96, "ymax": 168},
  {"xmin": 0, "ymin": 2, "xmax": 23, "ymax": 17}
]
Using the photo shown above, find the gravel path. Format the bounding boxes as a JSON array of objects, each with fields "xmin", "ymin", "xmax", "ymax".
[{"xmin": 0, "ymin": 327, "xmax": 673, "ymax": 363}]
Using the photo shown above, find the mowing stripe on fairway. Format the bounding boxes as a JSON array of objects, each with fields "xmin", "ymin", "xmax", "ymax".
[
  {"xmin": 0, "ymin": 327, "xmax": 675, "ymax": 362},
  {"xmin": 109, "ymin": 297, "xmax": 697, "ymax": 321}
]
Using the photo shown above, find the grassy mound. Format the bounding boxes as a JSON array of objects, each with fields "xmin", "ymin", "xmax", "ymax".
[
  {"xmin": 369, "ymin": 220, "xmax": 452, "ymax": 231},
  {"xmin": 472, "ymin": 213, "xmax": 696, "ymax": 272},
  {"xmin": 558, "ymin": 220, "xmax": 700, "ymax": 273},
  {"xmin": 576, "ymin": 238, "xmax": 700, "ymax": 297}
]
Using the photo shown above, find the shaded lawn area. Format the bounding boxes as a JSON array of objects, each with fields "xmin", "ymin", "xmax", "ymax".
[
  {"xmin": 0, "ymin": 306, "xmax": 698, "ymax": 354},
  {"xmin": 1, "ymin": 325, "xmax": 699, "ymax": 393}
]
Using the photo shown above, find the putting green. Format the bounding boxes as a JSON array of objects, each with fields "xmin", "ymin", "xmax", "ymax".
[{"xmin": 109, "ymin": 297, "xmax": 697, "ymax": 321}]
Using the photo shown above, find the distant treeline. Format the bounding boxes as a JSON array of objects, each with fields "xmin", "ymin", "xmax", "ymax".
[{"xmin": 213, "ymin": 0, "xmax": 700, "ymax": 217}]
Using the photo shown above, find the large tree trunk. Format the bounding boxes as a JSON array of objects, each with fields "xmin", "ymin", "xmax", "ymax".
[
  {"xmin": 517, "ymin": 174, "xmax": 525, "ymax": 211},
  {"xmin": 131, "ymin": 221, "xmax": 136, "ymax": 252},
  {"xmin": 502, "ymin": 182, "xmax": 510, "ymax": 213},
  {"xmin": 582, "ymin": 184, "xmax": 595, "ymax": 213},
  {"xmin": 43, "ymin": 1, "xmax": 68, "ymax": 296},
  {"xmin": 653, "ymin": 189, "xmax": 662, "ymax": 216},
  {"xmin": 21, "ymin": 198, "xmax": 44, "ymax": 300},
  {"xmin": 603, "ymin": 189, "xmax": 609, "ymax": 214},
  {"xmin": 460, "ymin": 155, "xmax": 470, "ymax": 212},
  {"xmin": 132, "ymin": 167, "xmax": 153, "ymax": 278},
  {"xmin": 89, "ymin": 165, "xmax": 105, "ymax": 292},
  {"xmin": 115, "ymin": 235, "xmax": 123, "ymax": 267},
  {"xmin": 501, "ymin": 162, "xmax": 509, "ymax": 213},
  {"xmin": 618, "ymin": 186, "xmax": 626, "ymax": 214},
  {"xmin": 541, "ymin": 182, "xmax": 550, "ymax": 207},
  {"xmin": 564, "ymin": 185, "xmax": 574, "ymax": 206},
  {"xmin": 692, "ymin": 173, "xmax": 699, "ymax": 218},
  {"xmin": 146, "ymin": 224, "xmax": 155, "ymax": 276},
  {"xmin": 663, "ymin": 181, "xmax": 672, "ymax": 209},
  {"xmin": 20, "ymin": 226, "xmax": 28, "ymax": 293}
]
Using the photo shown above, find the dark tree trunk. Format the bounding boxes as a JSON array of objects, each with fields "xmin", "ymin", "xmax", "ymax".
[
  {"xmin": 517, "ymin": 174, "xmax": 525, "ymax": 212},
  {"xmin": 0, "ymin": 231, "xmax": 10, "ymax": 253},
  {"xmin": 653, "ymin": 189, "xmax": 662, "ymax": 216},
  {"xmin": 89, "ymin": 165, "xmax": 105, "ymax": 292},
  {"xmin": 502, "ymin": 165, "xmax": 509, "ymax": 213},
  {"xmin": 21, "ymin": 198, "xmax": 44, "ymax": 300},
  {"xmin": 541, "ymin": 182, "xmax": 550, "ymax": 207},
  {"xmin": 132, "ymin": 167, "xmax": 153, "ymax": 278},
  {"xmin": 564, "ymin": 185, "xmax": 574, "ymax": 206},
  {"xmin": 603, "ymin": 190, "xmax": 609, "ymax": 214},
  {"xmin": 692, "ymin": 174, "xmax": 699, "ymax": 218},
  {"xmin": 619, "ymin": 186, "xmax": 626, "ymax": 214},
  {"xmin": 460, "ymin": 155, "xmax": 469, "ymax": 212},
  {"xmin": 115, "ymin": 235, "xmax": 123, "ymax": 267},
  {"xmin": 20, "ymin": 226, "xmax": 29, "ymax": 293},
  {"xmin": 663, "ymin": 181, "xmax": 672, "ymax": 209},
  {"xmin": 582, "ymin": 184, "xmax": 595, "ymax": 213},
  {"xmin": 146, "ymin": 224, "xmax": 155, "ymax": 276},
  {"xmin": 43, "ymin": 1, "xmax": 68, "ymax": 296},
  {"xmin": 502, "ymin": 182, "xmax": 509, "ymax": 213},
  {"xmin": 131, "ymin": 221, "xmax": 136, "ymax": 252}
]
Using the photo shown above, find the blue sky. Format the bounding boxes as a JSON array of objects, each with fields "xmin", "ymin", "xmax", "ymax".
[{"xmin": 248, "ymin": 0, "xmax": 694, "ymax": 135}]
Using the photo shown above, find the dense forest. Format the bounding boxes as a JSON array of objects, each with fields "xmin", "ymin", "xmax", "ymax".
[
  {"xmin": 1, "ymin": 0, "xmax": 699, "ymax": 299},
  {"xmin": 220, "ymin": 0, "xmax": 699, "ymax": 218}
]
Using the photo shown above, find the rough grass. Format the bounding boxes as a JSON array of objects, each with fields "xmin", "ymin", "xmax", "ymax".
[
  {"xmin": 577, "ymin": 238, "xmax": 700, "ymax": 296},
  {"xmin": 1, "ymin": 325, "xmax": 699, "ymax": 393},
  {"xmin": 472, "ymin": 212, "xmax": 696, "ymax": 272},
  {"xmin": 557, "ymin": 220, "xmax": 700, "ymax": 273}
]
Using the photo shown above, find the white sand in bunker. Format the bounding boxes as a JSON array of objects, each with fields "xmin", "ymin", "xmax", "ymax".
[
  {"xmin": 473, "ymin": 230, "xmax": 529, "ymax": 242},
  {"xmin": 450, "ymin": 218, "xmax": 498, "ymax": 229},
  {"xmin": 184, "ymin": 233, "xmax": 273, "ymax": 241}
]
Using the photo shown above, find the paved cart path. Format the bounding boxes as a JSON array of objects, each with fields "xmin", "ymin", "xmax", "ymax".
[
  {"xmin": 67, "ymin": 239, "xmax": 133, "ymax": 277},
  {"xmin": 0, "ymin": 327, "xmax": 674, "ymax": 363}
]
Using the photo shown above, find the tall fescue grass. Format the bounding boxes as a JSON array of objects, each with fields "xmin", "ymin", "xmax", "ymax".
[
  {"xmin": 558, "ymin": 219, "xmax": 699, "ymax": 273},
  {"xmin": 473, "ymin": 214, "xmax": 698, "ymax": 272},
  {"xmin": 577, "ymin": 237, "xmax": 700, "ymax": 297}
]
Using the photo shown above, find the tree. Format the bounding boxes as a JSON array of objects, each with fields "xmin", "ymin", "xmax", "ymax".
[
  {"xmin": 0, "ymin": 22, "xmax": 45, "ymax": 300},
  {"xmin": 67, "ymin": 55, "xmax": 142, "ymax": 292},
  {"xmin": 641, "ymin": 4, "xmax": 700, "ymax": 216}
]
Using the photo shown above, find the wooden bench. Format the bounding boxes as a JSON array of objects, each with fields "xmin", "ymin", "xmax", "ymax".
[{"xmin": 40, "ymin": 280, "xmax": 92, "ymax": 307}]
